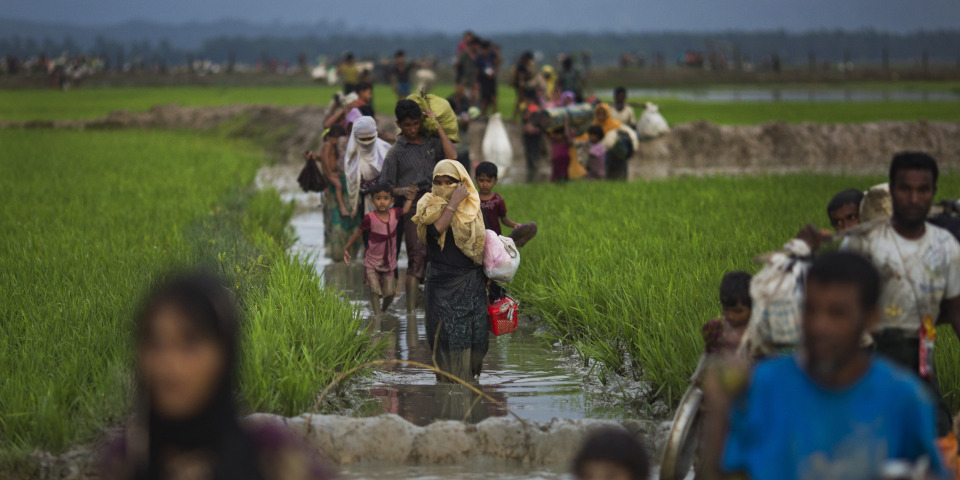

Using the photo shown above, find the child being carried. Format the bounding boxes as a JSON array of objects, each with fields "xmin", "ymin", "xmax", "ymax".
[{"xmin": 344, "ymin": 183, "xmax": 418, "ymax": 315}]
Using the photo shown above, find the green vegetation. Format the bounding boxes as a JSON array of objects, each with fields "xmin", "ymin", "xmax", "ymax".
[
  {"xmin": 3, "ymin": 84, "xmax": 960, "ymax": 125},
  {"xmin": 0, "ymin": 129, "xmax": 379, "ymax": 456},
  {"xmin": 502, "ymin": 175, "xmax": 960, "ymax": 412}
]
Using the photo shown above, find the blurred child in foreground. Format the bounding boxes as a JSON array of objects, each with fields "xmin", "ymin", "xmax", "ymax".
[
  {"xmin": 101, "ymin": 273, "xmax": 331, "ymax": 480},
  {"xmin": 572, "ymin": 428, "xmax": 650, "ymax": 480}
]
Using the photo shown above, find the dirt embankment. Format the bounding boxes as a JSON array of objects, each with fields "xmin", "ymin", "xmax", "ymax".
[
  {"xmin": 5, "ymin": 104, "xmax": 959, "ymax": 178},
  {"xmin": 634, "ymin": 120, "xmax": 960, "ymax": 178},
  {"xmin": 2, "ymin": 104, "xmax": 329, "ymax": 164}
]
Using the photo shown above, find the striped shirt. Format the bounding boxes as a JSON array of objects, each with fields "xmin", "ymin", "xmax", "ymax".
[{"xmin": 381, "ymin": 135, "xmax": 446, "ymax": 193}]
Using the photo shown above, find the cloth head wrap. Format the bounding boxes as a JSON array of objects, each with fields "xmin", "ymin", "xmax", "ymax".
[{"xmin": 412, "ymin": 160, "xmax": 486, "ymax": 265}]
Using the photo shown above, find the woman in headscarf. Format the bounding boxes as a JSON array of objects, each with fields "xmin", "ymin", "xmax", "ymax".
[
  {"xmin": 584, "ymin": 103, "xmax": 639, "ymax": 180},
  {"xmin": 412, "ymin": 160, "xmax": 488, "ymax": 382},
  {"xmin": 324, "ymin": 108, "xmax": 364, "ymax": 261},
  {"xmin": 344, "ymin": 116, "xmax": 390, "ymax": 216},
  {"xmin": 101, "ymin": 273, "xmax": 331, "ymax": 480}
]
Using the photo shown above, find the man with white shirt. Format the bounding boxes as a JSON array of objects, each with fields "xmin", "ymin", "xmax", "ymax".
[
  {"xmin": 804, "ymin": 152, "xmax": 960, "ymax": 434},
  {"xmin": 609, "ymin": 87, "xmax": 636, "ymax": 129}
]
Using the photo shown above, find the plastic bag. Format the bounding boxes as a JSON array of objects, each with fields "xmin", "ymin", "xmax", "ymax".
[
  {"xmin": 406, "ymin": 92, "xmax": 460, "ymax": 143},
  {"xmin": 861, "ymin": 183, "xmax": 892, "ymax": 224},
  {"xmin": 738, "ymin": 240, "xmax": 809, "ymax": 359},
  {"xmin": 482, "ymin": 113, "xmax": 513, "ymax": 178},
  {"xmin": 636, "ymin": 102, "xmax": 670, "ymax": 139},
  {"xmin": 483, "ymin": 229, "xmax": 520, "ymax": 283}
]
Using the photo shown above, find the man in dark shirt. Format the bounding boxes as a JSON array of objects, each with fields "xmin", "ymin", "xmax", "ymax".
[
  {"xmin": 390, "ymin": 50, "xmax": 412, "ymax": 101},
  {"xmin": 456, "ymin": 38, "xmax": 480, "ymax": 102},
  {"xmin": 476, "ymin": 40, "xmax": 498, "ymax": 116},
  {"xmin": 380, "ymin": 99, "xmax": 458, "ymax": 312},
  {"xmin": 446, "ymin": 83, "xmax": 471, "ymax": 116}
]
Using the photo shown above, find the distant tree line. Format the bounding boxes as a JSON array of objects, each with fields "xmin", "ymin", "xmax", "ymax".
[{"xmin": 2, "ymin": 29, "xmax": 959, "ymax": 68}]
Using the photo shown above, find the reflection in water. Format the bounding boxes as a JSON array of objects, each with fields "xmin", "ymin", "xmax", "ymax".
[
  {"xmin": 432, "ymin": 383, "xmax": 490, "ymax": 424},
  {"xmin": 286, "ymin": 210, "xmax": 627, "ymax": 428},
  {"xmin": 316, "ymin": 260, "xmax": 618, "ymax": 427}
]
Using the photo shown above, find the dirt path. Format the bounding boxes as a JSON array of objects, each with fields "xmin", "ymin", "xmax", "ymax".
[{"xmin": 5, "ymin": 104, "xmax": 959, "ymax": 180}]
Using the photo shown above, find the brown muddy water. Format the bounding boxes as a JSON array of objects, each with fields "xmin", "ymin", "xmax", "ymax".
[
  {"xmin": 290, "ymin": 210, "xmax": 631, "ymax": 425},
  {"xmin": 287, "ymin": 207, "xmax": 682, "ymax": 480}
]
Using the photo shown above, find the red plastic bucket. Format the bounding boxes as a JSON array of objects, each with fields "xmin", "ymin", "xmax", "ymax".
[{"xmin": 488, "ymin": 296, "xmax": 519, "ymax": 336}]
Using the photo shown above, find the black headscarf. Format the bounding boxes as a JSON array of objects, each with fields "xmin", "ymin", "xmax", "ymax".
[{"xmin": 133, "ymin": 273, "xmax": 265, "ymax": 480}]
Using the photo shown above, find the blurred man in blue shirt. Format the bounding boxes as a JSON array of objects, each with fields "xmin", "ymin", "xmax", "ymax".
[{"xmin": 703, "ymin": 252, "xmax": 947, "ymax": 480}]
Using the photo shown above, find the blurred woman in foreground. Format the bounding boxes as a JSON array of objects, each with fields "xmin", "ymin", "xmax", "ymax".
[{"xmin": 101, "ymin": 273, "xmax": 331, "ymax": 480}]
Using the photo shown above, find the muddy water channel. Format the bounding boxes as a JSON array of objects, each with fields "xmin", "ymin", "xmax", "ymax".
[
  {"xmin": 290, "ymin": 211, "xmax": 629, "ymax": 425},
  {"xmin": 287, "ymin": 208, "xmax": 654, "ymax": 480}
]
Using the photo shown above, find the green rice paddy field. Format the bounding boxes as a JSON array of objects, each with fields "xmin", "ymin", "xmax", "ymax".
[
  {"xmin": 3, "ymin": 85, "xmax": 960, "ymax": 464},
  {"xmin": 501, "ymin": 176, "xmax": 960, "ymax": 411},
  {"xmin": 2, "ymin": 84, "xmax": 960, "ymax": 125},
  {"xmin": 0, "ymin": 129, "xmax": 381, "ymax": 459}
]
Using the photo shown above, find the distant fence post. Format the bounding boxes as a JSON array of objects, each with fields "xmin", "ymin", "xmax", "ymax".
[{"xmin": 882, "ymin": 48, "xmax": 889, "ymax": 73}]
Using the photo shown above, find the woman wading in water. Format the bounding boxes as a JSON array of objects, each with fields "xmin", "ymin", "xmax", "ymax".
[
  {"xmin": 101, "ymin": 274, "xmax": 330, "ymax": 480},
  {"xmin": 413, "ymin": 160, "xmax": 488, "ymax": 382}
]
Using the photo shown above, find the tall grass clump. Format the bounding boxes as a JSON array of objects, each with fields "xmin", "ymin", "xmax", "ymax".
[
  {"xmin": 0, "ymin": 129, "xmax": 378, "ymax": 459},
  {"xmin": 501, "ymin": 174, "xmax": 960, "ymax": 411}
]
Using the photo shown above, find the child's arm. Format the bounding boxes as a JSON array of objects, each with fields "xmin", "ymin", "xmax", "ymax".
[
  {"xmin": 500, "ymin": 215, "xmax": 522, "ymax": 230},
  {"xmin": 342, "ymin": 228, "xmax": 363, "ymax": 265},
  {"xmin": 401, "ymin": 184, "xmax": 417, "ymax": 215},
  {"xmin": 497, "ymin": 198, "xmax": 522, "ymax": 229}
]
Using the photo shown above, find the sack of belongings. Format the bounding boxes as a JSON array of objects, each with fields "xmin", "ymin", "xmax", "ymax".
[
  {"xmin": 406, "ymin": 92, "xmax": 460, "ymax": 143},
  {"xmin": 636, "ymin": 102, "xmax": 670, "ymax": 139}
]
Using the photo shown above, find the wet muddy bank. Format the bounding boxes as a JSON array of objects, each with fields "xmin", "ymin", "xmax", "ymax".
[{"xmin": 247, "ymin": 413, "xmax": 661, "ymax": 466}]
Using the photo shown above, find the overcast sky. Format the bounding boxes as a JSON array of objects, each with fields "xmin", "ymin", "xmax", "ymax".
[{"xmin": 6, "ymin": 0, "xmax": 960, "ymax": 33}]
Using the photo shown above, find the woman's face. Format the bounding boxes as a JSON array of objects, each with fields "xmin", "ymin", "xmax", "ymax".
[
  {"xmin": 140, "ymin": 305, "xmax": 226, "ymax": 420},
  {"xmin": 432, "ymin": 175, "xmax": 458, "ymax": 188},
  {"xmin": 595, "ymin": 107, "xmax": 608, "ymax": 123}
]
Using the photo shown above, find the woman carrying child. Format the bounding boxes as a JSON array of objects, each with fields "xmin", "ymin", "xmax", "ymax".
[
  {"xmin": 344, "ymin": 116, "xmax": 390, "ymax": 217},
  {"xmin": 344, "ymin": 184, "xmax": 417, "ymax": 316},
  {"xmin": 317, "ymin": 125, "xmax": 361, "ymax": 261},
  {"xmin": 586, "ymin": 103, "xmax": 639, "ymax": 180},
  {"xmin": 412, "ymin": 160, "xmax": 488, "ymax": 382}
]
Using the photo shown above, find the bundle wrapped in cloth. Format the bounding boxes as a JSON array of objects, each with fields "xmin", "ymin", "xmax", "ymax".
[
  {"xmin": 532, "ymin": 103, "xmax": 596, "ymax": 135},
  {"xmin": 406, "ymin": 92, "xmax": 460, "ymax": 143}
]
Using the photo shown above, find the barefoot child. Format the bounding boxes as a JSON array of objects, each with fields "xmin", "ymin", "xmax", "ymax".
[
  {"xmin": 584, "ymin": 125, "xmax": 606, "ymax": 179},
  {"xmin": 344, "ymin": 184, "xmax": 417, "ymax": 315},
  {"xmin": 547, "ymin": 124, "xmax": 573, "ymax": 183},
  {"xmin": 475, "ymin": 161, "xmax": 537, "ymax": 301},
  {"xmin": 475, "ymin": 162, "xmax": 537, "ymax": 247},
  {"xmin": 702, "ymin": 271, "xmax": 753, "ymax": 356}
]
